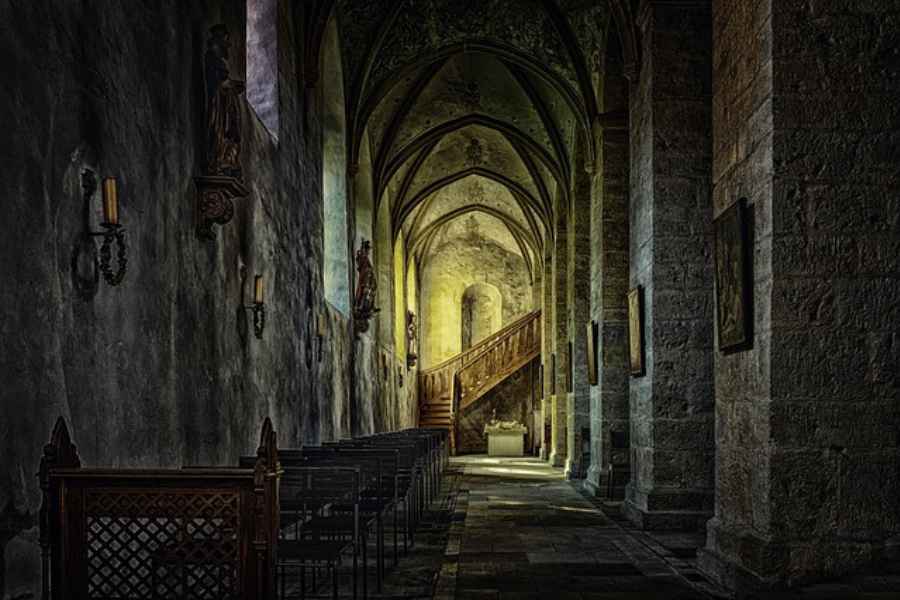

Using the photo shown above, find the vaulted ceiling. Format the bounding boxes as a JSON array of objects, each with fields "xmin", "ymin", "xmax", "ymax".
[{"xmin": 331, "ymin": 0, "xmax": 637, "ymax": 274}]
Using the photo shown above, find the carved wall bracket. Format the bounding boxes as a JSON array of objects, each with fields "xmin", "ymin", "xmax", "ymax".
[{"xmin": 195, "ymin": 175, "xmax": 248, "ymax": 240}]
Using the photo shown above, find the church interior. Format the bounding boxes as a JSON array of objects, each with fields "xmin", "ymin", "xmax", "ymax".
[{"xmin": 1, "ymin": 1, "xmax": 898, "ymax": 598}]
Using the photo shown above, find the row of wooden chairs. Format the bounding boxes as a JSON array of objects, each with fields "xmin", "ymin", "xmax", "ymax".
[{"xmin": 39, "ymin": 417, "xmax": 447, "ymax": 600}]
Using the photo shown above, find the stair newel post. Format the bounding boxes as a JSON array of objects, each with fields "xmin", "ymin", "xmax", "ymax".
[{"xmin": 450, "ymin": 373, "xmax": 461, "ymax": 456}]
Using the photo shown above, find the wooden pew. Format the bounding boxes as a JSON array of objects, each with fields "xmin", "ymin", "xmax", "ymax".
[{"xmin": 39, "ymin": 417, "xmax": 280, "ymax": 600}]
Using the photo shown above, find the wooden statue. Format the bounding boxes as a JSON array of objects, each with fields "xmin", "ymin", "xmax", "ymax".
[
  {"xmin": 353, "ymin": 240, "xmax": 379, "ymax": 333},
  {"xmin": 195, "ymin": 24, "xmax": 248, "ymax": 240},
  {"xmin": 206, "ymin": 25, "xmax": 245, "ymax": 178},
  {"xmin": 406, "ymin": 310, "xmax": 418, "ymax": 367}
]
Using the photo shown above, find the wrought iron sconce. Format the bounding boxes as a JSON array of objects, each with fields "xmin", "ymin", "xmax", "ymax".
[
  {"xmin": 71, "ymin": 170, "xmax": 127, "ymax": 299},
  {"xmin": 244, "ymin": 274, "xmax": 266, "ymax": 339}
]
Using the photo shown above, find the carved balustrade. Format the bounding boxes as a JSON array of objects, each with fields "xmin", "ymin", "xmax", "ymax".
[{"xmin": 418, "ymin": 310, "xmax": 541, "ymax": 453}]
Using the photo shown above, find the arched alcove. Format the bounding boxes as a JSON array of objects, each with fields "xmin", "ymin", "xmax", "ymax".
[
  {"xmin": 461, "ymin": 283, "xmax": 502, "ymax": 351},
  {"xmin": 321, "ymin": 16, "xmax": 350, "ymax": 313}
]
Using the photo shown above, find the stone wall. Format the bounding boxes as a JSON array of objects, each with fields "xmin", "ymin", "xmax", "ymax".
[
  {"xmin": 623, "ymin": 1, "xmax": 716, "ymax": 530},
  {"xmin": 566, "ymin": 133, "xmax": 593, "ymax": 480},
  {"xmin": 701, "ymin": 0, "xmax": 900, "ymax": 588},
  {"xmin": 420, "ymin": 234, "xmax": 533, "ymax": 368},
  {"xmin": 0, "ymin": 2, "xmax": 358, "ymax": 597}
]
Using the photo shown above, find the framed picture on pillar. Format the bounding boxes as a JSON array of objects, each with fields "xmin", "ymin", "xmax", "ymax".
[
  {"xmin": 550, "ymin": 353, "xmax": 557, "ymax": 394},
  {"xmin": 586, "ymin": 320, "xmax": 598, "ymax": 386},
  {"xmin": 714, "ymin": 198, "xmax": 753, "ymax": 352},
  {"xmin": 628, "ymin": 286, "xmax": 645, "ymax": 377}
]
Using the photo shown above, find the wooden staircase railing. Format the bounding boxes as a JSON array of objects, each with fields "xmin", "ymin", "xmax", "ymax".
[{"xmin": 418, "ymin": 310, "xmax": 542, "ymax": 453}]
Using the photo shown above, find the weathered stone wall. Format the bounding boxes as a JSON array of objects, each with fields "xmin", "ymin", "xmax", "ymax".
[
  {"xmin": 587, "ymin": 127, "xmax": 630, "ymax": 494},
  {"xmin": 457, "ymin": 360, "xmax": 538, "ymax": 455},
  {"xmin": 699, "ymin": 0, "xmax": 775, "ymax": 587},
  {"xmin": 0, "ymin": 2, "xmax": 356, "ymax": 596},
  {"xmin": 566, "ymin": 132, "xmax": 593, "ymax": 480},
  {"xmin": 701, "ymin": 0, "xmax": 900, "ymax": 588},
  {"xmin": 624, "ymin": 1, "xmax": 715, "ymax": 530},
  {"xmin": 549, "ymin": 185, "xmax": 569, "ymax": 468},
  {"xmin": 420, "ymin": 235, "xmax": 533, "ymax": 368}
]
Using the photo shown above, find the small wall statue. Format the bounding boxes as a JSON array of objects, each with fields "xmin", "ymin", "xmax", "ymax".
[
  {"xmin": 406, "ymin": 310, "xmax": 418, "ymax": 368},
  {"xmin": 195, "ymin": 24, "xmax": 249, "ymax": 240},
  {"xmin": 353, "ymin": 240, "xmax": 380, "ymax": 334}
]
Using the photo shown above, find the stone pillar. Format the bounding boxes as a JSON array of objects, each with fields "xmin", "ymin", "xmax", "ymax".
[
  {"xmin": 566, "ymin": 134, "xmax": 593, "ymax": 480},
  {"xmin": 540, "ymin": 250, "xmax": 554, "ymax": 460},
  {"xmin": 623, "ymin": 0, "xmax": 715, "ymax": 530},
  {"xmin": 586, "ymin": 114, "xmax": 630, "ymax": 495},
  {"xmin": 699, "ymin": 0, "xmax": 900, "ymax": 589},
  {"xmin": 549, "ymin": 194, "xmax": 569, "ymax": 468}
]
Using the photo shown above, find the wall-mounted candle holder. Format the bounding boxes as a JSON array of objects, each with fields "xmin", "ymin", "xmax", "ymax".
[
  {"xmin": 71, "ymin": 170, "xmax": 127, "ymax": 299},
  {"xmin": 244, "ymin": 274, "xmax": 266, "ymax": 339}
]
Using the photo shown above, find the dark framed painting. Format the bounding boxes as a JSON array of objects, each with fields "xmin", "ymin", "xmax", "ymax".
[
  {"xmin": 714, "ymin": 198, "xmax": 752, "ymax": 352},
  {"xmin": 628, "ymin": 286, "xmax": 645, "ymax": 377},
  {"xmin": 550, "ymin": 353, "xmax": 557, "ymax": 394},
  {"xmin": 586, "ymin": 320, "xmax": 598, "ymax": 386}
]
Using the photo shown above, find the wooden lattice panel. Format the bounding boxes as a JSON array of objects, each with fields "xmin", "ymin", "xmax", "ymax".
[{"xmin": 84, "ymin": 489, "xmax": 241, "ymax": 599}]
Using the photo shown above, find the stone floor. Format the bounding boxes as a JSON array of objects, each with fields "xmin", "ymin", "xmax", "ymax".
[
  {"xmin": 430, "ymin": 456, "xmax": 900, "ymax": 600},
  {"xmin": 303, "ymin": 456, "xmax": 900, "ymax": 599},
  {"xmin": 435, "ymin": 455, "xmax": 710, "ymax": 600}
]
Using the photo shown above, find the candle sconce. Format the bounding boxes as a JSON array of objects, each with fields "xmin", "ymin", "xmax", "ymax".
[
  {"xmin": 243, "ymin": 275, "xmax": 266, "ymax": 339},
  {"xmin": 71, "ymin": 170, "xmax": 127, "ymax": 299}
]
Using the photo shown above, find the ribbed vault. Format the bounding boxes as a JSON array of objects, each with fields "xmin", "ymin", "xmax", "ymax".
[{"xmin": 331, "ymin": 0, "xmax": 636, "ymax": 304}]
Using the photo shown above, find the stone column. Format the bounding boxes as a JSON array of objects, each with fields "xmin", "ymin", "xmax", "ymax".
[
  {"xmin": 566, "ymin": 134, "xmax": 593, "ymax": 480},
  {"xmin": 549, "ymin": 195, "xmax": 569, "ymax": 468},
  {"xmin": 699, "ymin": 0, "xmax": 900, "ymax": 589},
  {"xmin": 623, "ymin": 0, "xmax": 715, "ymax": 530},
  {"xmin": 540, "ymin": 249, "xmax": 554, "ymax": 460},
  {"xmin": 586, "ymin": 114, "xmax": 630, "ymax": 495}
]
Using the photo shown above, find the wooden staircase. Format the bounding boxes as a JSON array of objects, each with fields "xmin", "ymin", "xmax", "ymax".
[{"xmin": 417, "ymin": 310, "xmax": 542, "ymax": 453}]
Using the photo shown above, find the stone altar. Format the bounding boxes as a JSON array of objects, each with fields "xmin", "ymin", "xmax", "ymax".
[{"xmin": 484, "ymin": 413, "xmax": 527, "ymax": 457}]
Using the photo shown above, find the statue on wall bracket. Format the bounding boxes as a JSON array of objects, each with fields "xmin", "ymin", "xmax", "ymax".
[
  {"xmin": 195, "ymin": 24, "xmax": 249, "ymax": 240},
  {"xmin": 406, "ymin": 310, "xmax": 418, "ymax": 368},
  {"xmin": 353, "ymin": 240, "xmax": 379, "ymax": 334}
]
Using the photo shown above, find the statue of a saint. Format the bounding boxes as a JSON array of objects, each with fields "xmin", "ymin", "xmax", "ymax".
[
  {"xmin": 205, "ymin": 25, "xmax": 245, "ymax": 179},
  {"xmin": 353, "ymin": 240, "xmax": 379, "ymax": 332},
  {"xmin": 406, "ymin": 310, "xmax": 418, "ymax": 367}
]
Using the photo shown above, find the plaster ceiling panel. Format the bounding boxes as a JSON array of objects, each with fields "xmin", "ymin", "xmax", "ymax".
[
  {"xmin": 410, "ymin": 176, "xmax": 530, "ymax": 239},
  {"xmin": 429, "ymin": 212, "xmax": 524, "ymax": 259},
  {"xmin": 401, "ymin": 125, "xmax": 543, "ymax": 208},
  {"xmin": 560, "ymin": 1, "xmax": 609, "ymax": 102},
  {"xmin": 379, "ymin": 152, "xmax": 414, "ymax": 216},
  {"xmin": 365, "ymin": 70, "xmax": 428, "ymax": 159},
  {"xmin": 385, "ymin": 53, "xmax": 556, "ymax": 161},
  {"xmin": 337, "ymin": 0, "xmax": 393, "ymax": 85},
  {"xmin": 525, "ymin": 69, "xmax": 581, "ymax": 162},
  {"xmin": 368, "ymin": 0, "xmax": 577, "ymax": 100}
]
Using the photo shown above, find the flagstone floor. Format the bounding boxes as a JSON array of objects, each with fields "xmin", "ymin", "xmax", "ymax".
[{"xmin": 427, "ymin": 456, "xmax": 900, "ymax": 600}]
